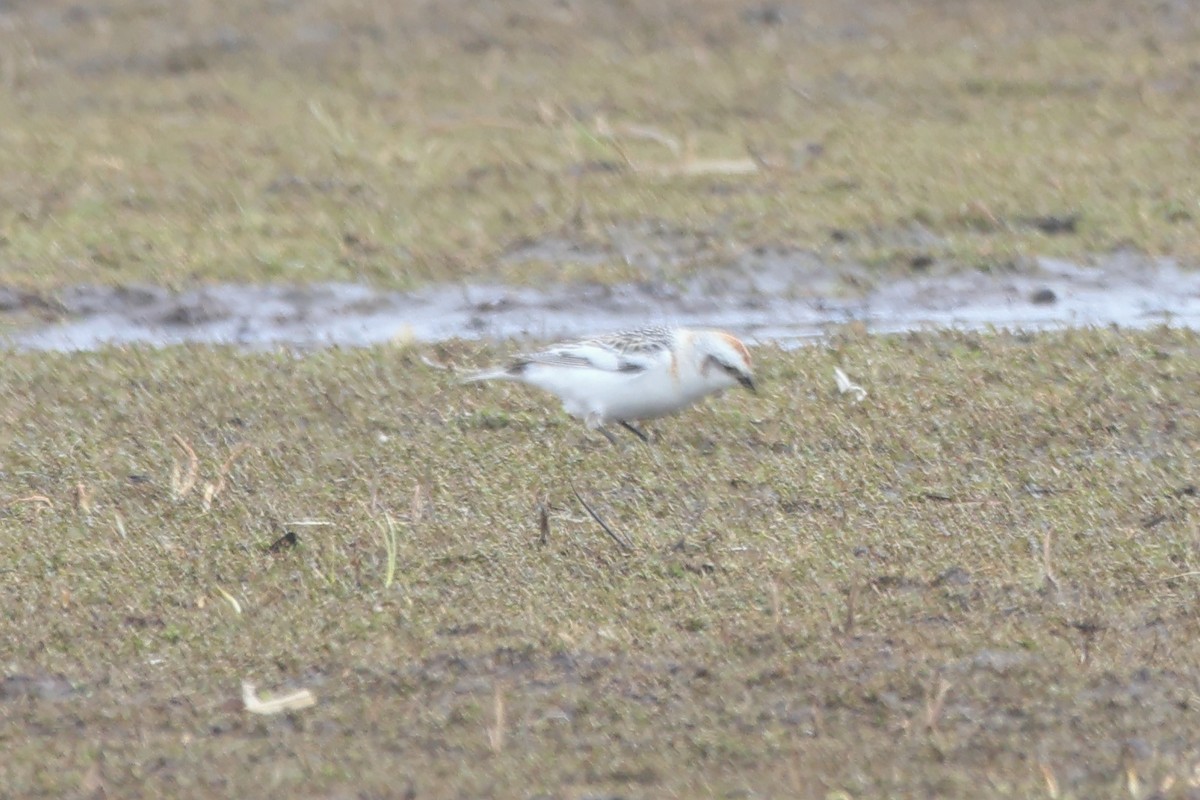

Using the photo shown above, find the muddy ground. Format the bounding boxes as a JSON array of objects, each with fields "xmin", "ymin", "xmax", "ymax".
[{"xmin": 4, "ymin": 248, "xmax": 1200, "ymax": 351}]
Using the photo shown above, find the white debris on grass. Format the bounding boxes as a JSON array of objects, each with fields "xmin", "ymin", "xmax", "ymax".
[
  {"xmin": 242, "ymin": 682, "xmax": 317, "ymax": 715},
  {"xmin": 834, "ymin": 367, "xmax": 867, "ymax": 403}
]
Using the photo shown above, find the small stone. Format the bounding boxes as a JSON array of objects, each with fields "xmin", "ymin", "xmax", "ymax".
[{"xmin": 1030, "ymin": 287, "xmax": 1057, "ymax": 305}]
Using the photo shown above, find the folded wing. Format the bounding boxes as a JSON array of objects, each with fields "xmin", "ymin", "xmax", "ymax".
[{"xmin": 519, "ymin": 341, "xmax": 653, "ymax": 373}]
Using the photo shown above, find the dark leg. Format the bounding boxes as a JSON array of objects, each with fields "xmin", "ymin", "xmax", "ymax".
[
  {"xmin": 619, "ymin": 421, "xmax": 650, "ymax": 443},
  {"xmin": 599, "ymin": 427, "xmax": 620, "ymax": 445}
]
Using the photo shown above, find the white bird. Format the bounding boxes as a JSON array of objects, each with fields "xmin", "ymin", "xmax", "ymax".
[{"xmin": 463, "ymin": 325, "xmax": 755, "ymax": 442}]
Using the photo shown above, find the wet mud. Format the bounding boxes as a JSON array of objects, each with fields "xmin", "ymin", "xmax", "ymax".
[{"xmin": 2, "ymin": 251, "xmax": 1197, "ymax": 351}]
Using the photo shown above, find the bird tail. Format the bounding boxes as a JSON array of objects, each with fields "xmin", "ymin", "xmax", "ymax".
[{"xmin": 459, "ymin": 366, "xmax": 518, "ymax": 384}]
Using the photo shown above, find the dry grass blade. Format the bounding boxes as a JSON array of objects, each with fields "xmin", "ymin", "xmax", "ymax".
[
  {"xmin": 170, "ymin": 434, "xmax": 199, "ymax": 499},
  {"xmin": 644, "ymin": 157, "xmax": 759, "ymax": 177},
  {"xmin": 73, "ymin": 483, "xmax": 92, "ymax": 514},
  {"xmin": 215, "ymin": 585, "xmax": 243, "ymax": 615},
  {"xmin": 924, "ymin": 677, "xmax": 952, "ymax": 731},
  {"xmin": 306, "ymin": 99, "xmax": 354, "ymax": 152},
  {"xmin": 419, "ymin": 354, "xmax": 450, "ymax": 371},
  {"xmin": 769, "ymin": 577, "xmax": 782, "ymax": 631},
  {"xmin": 242, "ymin": 682, "xmax": 317, "ymax": 715},
  {"xmin": 1159, "ymin": 571, "xmax": 1200, "ymax": 582},
  {"xmin": 379, "ymin": 513, "xmax": 399, "ymax": 590},
  {"xmin": 202, "ymin": 442, "xmax": 252, "ymax": 511},
  {"xmin": 574, "ymin": 111, "xmax": 634, "ymax": 169},
  {"xmin": 1126, "ymin": 765, "xmax": 1142, "ymax": 798},
  {"xmin": 410, "ymin": 483, "xmax": 426, "ymax": 522},
  {"xmin": 486, "ymin": 683, "xmax": 506, "ymax": 754},
  {"xmin": 571, "ymin": 486, "xmax": 633, "ymax": 552},
  {"xmin": 614, "ymin": 121, "xmax": 681, "ymax": 155},
  {"xmin": 1040, "ymin": 762, "xmax": 1060, "ymax": 799},
  {"xmin": 7, "ymin": 495, "xmax": 54, "ymax": 518},
  {"xmin": 1042, "ymin": 527, "xmax": 1057, "ymax": 591}
]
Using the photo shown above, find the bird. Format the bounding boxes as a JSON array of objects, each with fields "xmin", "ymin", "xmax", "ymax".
[{"xmin": 463, "ymin": 325, "xmax": 755, "ymax": 442}]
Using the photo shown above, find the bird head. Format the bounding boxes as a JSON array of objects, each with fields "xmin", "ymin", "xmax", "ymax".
[{"xmin": 694, "ymin": 330, "xmax": 756, "ymax": 393}]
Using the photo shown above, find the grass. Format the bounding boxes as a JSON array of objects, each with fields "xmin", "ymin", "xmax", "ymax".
[
  {"xmin": 1, "ymin": 0, "xmax": 1198, "ymax": 295},
  {"xmin": 3, "ymin": 1, "xmax": 1200, "ymax": 796},
  {"xmin": 3, "ymin": 328, "xmax": 1200, "ymax": 797}
]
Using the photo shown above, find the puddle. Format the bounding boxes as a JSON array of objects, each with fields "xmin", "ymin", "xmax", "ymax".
[{"xmin": 2, "ymin": 251, "xmax": 1197, "ymax": 351}]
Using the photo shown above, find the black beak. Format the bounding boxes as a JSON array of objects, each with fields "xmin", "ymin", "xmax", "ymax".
[{"xmin": 738, "ymin": 373, "xmax": 756, "ymax": 393}]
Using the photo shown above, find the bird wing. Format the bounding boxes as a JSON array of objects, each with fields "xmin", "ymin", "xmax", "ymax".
[
  {"xmin": 586, "ymin": 326, "xmax": 675, "ymax": 356},
  {"xmin": 520, "ymin": 338, "xmax": 661, "ymax": 373}
]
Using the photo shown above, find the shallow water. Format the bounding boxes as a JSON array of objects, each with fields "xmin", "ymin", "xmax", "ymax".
[{"xmin": 3, "ymin": 252, "xmax": 1197, "ymax": 351}]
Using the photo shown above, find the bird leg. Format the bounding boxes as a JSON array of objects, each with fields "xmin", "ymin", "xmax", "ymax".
[
  {"xmin": 585, "ymin": 411, "xmax": 648, "ymax": 446},
  {"xmin": 618, "ymin": 421, "xmax": 651, "ymax": 443},
  {"xmin": 585, "ymin": 412, "xmax": 620, "ymax": 445}
]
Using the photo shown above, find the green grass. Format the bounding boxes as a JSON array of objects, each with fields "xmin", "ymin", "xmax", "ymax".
[
  {"xmin": 3, "ymin": 328, "xmax": 1200, "ymax": 797},
  {"xmin": 1, "ymin": 0, "xmax": 1198, "ymax": 295}
]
